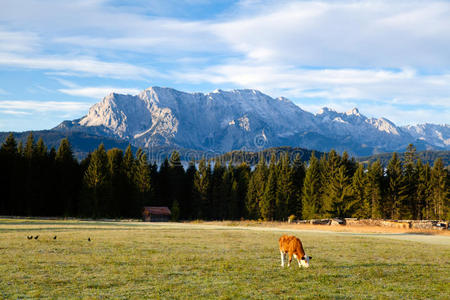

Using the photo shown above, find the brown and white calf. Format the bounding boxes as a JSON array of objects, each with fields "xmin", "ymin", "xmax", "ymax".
[{"xmin": 278, "ymin": 235, "xmax": 312, "ymax": 268}]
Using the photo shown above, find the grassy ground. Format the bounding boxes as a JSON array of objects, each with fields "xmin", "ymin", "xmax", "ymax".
[{"xmin": 0, "ymin": 219, "xmax": 448, "ymax": 299}]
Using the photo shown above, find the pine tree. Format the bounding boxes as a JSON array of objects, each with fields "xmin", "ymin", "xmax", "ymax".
[
  {"xmin": 122, "ymin": 145, "xmax": 138, "ymax": 217},
  {"xmin": 327, "ymin": 165, "xmax": 355, "ymax": 218},
  {"xmin": 211, "ymin": 159, "xmax": 226, "ymax": 219},
  {"xmin": 430, "ymin": 158, "xmax": 448, "ymax": 220},
  {"xmin": 171, "ymin": 200, "xmax": 180, "ymax": 221},
  {"xmin": 24, "ymin": 132, "xmax": 36, "ymax": 160},
  {"xmin": 320, "ymin": 150, "xmax": 341, "ymax": 217},
  {"xmin": 415, "ymin": 160, "xmax": 432, "ymax": 220},
  {"xmin": 182, "ymin": 159, "xmax": 197, "ymax": 219},
  {"xmin": 23, "ymin": 132, "xmax": 37, "ymax": 216},
  {"xmin": 107, "ymin": 148, "xmax": 125, "ymax": 218},
  {"xmin": 193, "ymin": 158, "xmax": 211, "ymax": 219},
  {"xmin": 82, "ymin": 144, "xmax": 111, "ymax": 218},
  {"xmin": 55, "ymin": 138, "xmax": 79, "ymax": 216},
  {"xmin": 246, "ymin": 154, "xmax": 267, "ymax": 219},
  {"xmin": 33, "ymin": 137, "xmax": 53, "ymax": 217},
  {"xmin": 403, "ymin": 144, "xmax": 418, "ymax": 219},
  {"xmin": 16, "ymin": 141, "xmax": 23, "ymax": 157},
  {"xmin": 0, "ymin": 133, "xmax": 18, "ymax": 155},
  {"xmin": 260, "ymin": 154, "xmax": 277, "ymax": 221},
  {"xmin": 169, "ymin": 151, "xmax": 186, "ymax": 217},
  {"xmin": 352, "ymin": 163, "xmax": 370, "ymax": 218},
  {"xmin": 134, "ymin": 148, "xmax": 151, "ymax": 215},
  {"xmin": 219, "ymin": 163, "xmax": 234, "ymax": 220},
  {"xmin": 227, "ymin": 163, "xmax": 241, "ymax": 220},
  {"xmin": 276, "ymin": 153, "xmax": 292, "ymax": 220},
  {"xmin": 290, "ymin": 154, "xmax": 306, "ymax": 219},
  {"xmin": 233, "ymin": 162, "xmax": 250, "ymax": 219},
  {"xmin": 341, "ymin": 151, "xmax": 357, "ymax": 178},
  {"xmin": 157, "ymin": 158, "xmax": 171, "ymax": 207},
  {"xmin": 365, "ymin": 160, "xmax": 384, "ymax": 219},
  {"xmin": 0, "ymin": 134, "xmax": 18, "ymax": 215},
  {"xmin": 386, "ymin": 153, "xmax": 407, "ymax": 219},
  {"xmin": 404, "ymin": 144, "xmax": 418, "ymax": 165},
  {"xmin": 302, "ymin": 152, "xmax": 321, "ymax": 219}
]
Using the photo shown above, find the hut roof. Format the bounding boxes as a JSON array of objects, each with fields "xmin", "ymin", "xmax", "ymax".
[{"xmin": 143, "ymin": 206, "xmax": 171, "ymax": 216}]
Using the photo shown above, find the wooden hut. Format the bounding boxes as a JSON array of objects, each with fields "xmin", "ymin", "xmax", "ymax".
[{"xmin": 142, "ymin": 206, "xmax": 171, "ymax": 222}]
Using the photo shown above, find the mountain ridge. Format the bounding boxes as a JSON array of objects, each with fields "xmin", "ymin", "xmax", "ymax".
[{"xmin": 51, "ymin": 86, "xmax": 449, "ymax": 156}]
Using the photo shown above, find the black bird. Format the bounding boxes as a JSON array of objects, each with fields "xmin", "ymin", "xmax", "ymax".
[
  {"xmin": 34, "ymin": 235, "xmax": 39, "ymax": 240},
  {"xmin": 27, "ymin": 236, "xmax": 33, "ymax": 240},
  {"xmin": 53, "ymin": 236, "xmax": 57, "ymax": 240},
  {"xmin": 88, "ymin": 237, "xmax": 91, "ymax": 242}
]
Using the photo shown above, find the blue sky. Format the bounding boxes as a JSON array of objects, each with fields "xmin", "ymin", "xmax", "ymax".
[{"xmin": 0, "ymin": 0, "xmax": 449, "ymax": 131}]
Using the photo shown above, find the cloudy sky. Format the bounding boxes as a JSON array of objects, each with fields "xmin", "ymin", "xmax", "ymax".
[{"xmin": 0, "ymin": 0, "xmax": 449, "ymax": 131}]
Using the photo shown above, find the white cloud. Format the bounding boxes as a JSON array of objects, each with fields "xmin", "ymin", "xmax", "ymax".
[
  {"xmin": 213, "ymin": 1, "xmax": 450, "ymax": 69},
  {"xmin": 0, "ymin": 28, "xmax": 40, "ymax": 53},
  {"xmin": 1, "ymin": 1, "xmax": 449, "ymax": 69},
  {"xmin": 357, "ymin": 104, "xmax": 450, "ymax": 126},
  {"xmin": 0, "ymin": 100, "xmax": 91, "ymax": 113},
  {"xmin": 4, "ymin": 0, "xmax": 446, "ymax": 69},
  {"xmin": 172, "ymin": 63, "xmax": 450, "ymax": 108},
  {"xmin": 0, "ymin": 0, "xmax": 449, "ymax": 127},
  {"xmin": 0, "ymin": 110, "xmax": 32, "ymax": 115},
  {"xmin": 2, "ymin": 1, "xmax": 449, "ymax": 70},
  {"xmin": 0, "ymin": 52, "xmax": 155, "ymax": 80},
  {"xmin": 59, "ymin": 87, "xmax": 141, "ymax": 99}
]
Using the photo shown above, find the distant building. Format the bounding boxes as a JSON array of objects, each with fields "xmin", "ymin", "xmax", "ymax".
[{"xmin": 142, "ymin": 206, "xmax": 171, "ymax": 222}]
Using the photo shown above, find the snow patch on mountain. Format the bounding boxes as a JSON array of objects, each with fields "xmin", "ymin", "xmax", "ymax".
[{"xmin": 402, "ymin": 124, "xmax": 450, "ymax": 148}]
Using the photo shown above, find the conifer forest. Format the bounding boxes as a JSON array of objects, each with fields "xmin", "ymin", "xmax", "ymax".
[{"xmin": 0, "ymin": 133, "xmax": 448, "ymax": 221}]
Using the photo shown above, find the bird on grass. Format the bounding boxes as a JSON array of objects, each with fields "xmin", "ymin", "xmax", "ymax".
[
  {"xmin": 53, "ymin": 236, "xmax": 57, "ymax": 240},
  {"xmin": 34, "ymin": 236, "xmax": 39, "ymax": 240},
  {"xmin": 27, "ymin": 236, "xmax": 33, "ymax": 240},
  {"xmin": 88, "ymin": 237, "xmax": 91, "ymax": 242}
]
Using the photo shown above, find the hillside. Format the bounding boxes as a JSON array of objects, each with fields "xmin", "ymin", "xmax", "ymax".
[
  {"xmin": 0, "ymin": 131, "xmax": 136, "ymax": 160},
  {"xmin": 216, "ymin": 146, "xmax": 449, "ymax": 167}
]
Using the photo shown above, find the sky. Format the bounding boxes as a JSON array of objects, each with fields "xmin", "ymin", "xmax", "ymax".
[{"xmin": 0, "ymin": 0, "xmax": 449, "ymax": 132}]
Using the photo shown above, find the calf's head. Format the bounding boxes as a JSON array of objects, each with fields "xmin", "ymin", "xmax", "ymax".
[{"xmin": 300, "ymin": 255, "xmax": 312, "ymax": 268}]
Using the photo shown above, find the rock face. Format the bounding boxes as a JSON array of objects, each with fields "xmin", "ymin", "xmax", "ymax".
[{"xmin": 54, "ymin": 86, "xmax": 449, "ymax": 156}]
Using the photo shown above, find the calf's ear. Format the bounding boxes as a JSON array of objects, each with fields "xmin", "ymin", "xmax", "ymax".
[
  {"xmin": 309, "ymin": 256, "xmax": 312, "ymax": 260},
  {"xmin": 301, "ymin": 256, "xmax": 305, "ymax": 260}
]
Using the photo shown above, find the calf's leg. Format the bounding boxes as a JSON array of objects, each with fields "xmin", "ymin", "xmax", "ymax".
[
  {"xmin": 280, "ymin": 250, "xmax": 286, "ymax": 267},
  {"xmin": 293, "ymin": 254, "xmax": 302, "ymax": 268},
  {"xmin": 288, "ymin": 252, "xmax": 293, "ymax": 267}
]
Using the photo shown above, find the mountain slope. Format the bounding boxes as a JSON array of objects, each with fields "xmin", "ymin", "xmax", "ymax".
[
  {"xmin": 53, "ymin": 87, "xmax": 449, "ymax": 156},
  {"xmin": 402, "ymin": 123, "xmax": 450, "ymax": 149},
  {"xmin": 56, "ymin": 87, "xmax": 319, "ymax": 152}
]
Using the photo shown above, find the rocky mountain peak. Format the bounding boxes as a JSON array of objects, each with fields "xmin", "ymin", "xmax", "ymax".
[
  {"xmin": 54, "ymin": 87, "xmax": 450, "ymax": 156},
  {"xmin": 346, "ymin": 107, "xmax": 360, "ymax": 116}
]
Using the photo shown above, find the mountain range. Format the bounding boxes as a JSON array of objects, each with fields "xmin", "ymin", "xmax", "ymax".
[{"xmin": 51, "ymin": 87, "xmax": 449, "ymax": 157}]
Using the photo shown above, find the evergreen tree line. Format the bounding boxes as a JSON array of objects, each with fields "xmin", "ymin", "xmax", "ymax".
[{"xmin": 0, "ymin": 133, "xmax": 448, "ymax": 220}]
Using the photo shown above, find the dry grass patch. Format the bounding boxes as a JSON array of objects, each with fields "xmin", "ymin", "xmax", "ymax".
[{"xmin": 205, "ymin": 220, "xmax": 450, "ymax": 235}]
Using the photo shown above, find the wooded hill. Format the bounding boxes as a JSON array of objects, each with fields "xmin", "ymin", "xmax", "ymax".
[
  {"xmin": 0, "ymin": 130, "xmax": 135, "ymax": 160},
  {"xmin": 358, "ymin": 150, "xmax": 450, "ymax": 168}
]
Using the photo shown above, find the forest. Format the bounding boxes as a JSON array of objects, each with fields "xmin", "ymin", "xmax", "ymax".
[{"xmin": 0, "ymin": 133, "xmax": 448, "ymax": 221}]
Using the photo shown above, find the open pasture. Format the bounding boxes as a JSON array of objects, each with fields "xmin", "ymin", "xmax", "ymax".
[{"xmin": 0, "ymin": 219, "xmax": 448, "ymax": 299}]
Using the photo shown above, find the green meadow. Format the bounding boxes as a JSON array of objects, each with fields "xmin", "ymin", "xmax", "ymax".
[{"xmin": 0, "ymin": 219, "xmax": 448, "ymax": 299}]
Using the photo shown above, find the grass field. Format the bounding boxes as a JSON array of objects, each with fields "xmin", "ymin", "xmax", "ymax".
[{"xmin": 0, "ymin": 219, "xmax": 449, "ymax": 299}]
